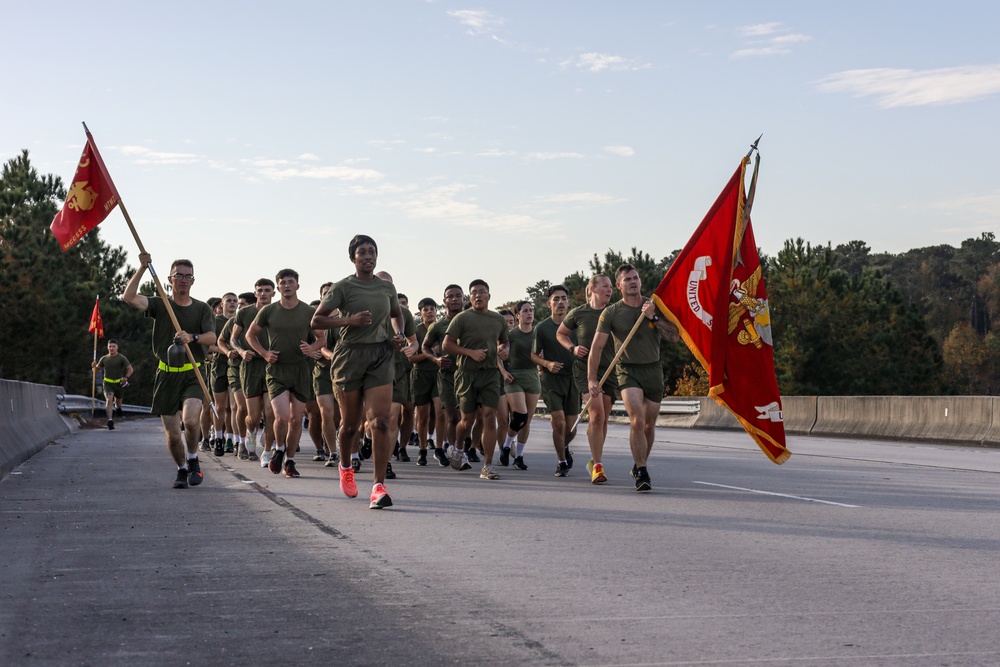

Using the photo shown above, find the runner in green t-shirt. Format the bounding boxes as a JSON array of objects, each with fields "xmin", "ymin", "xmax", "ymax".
[
  {"xmin": 206, "ymin": 294, "xmax": 239, "ymax": 456},
  {"xmin": 421, "ymin": 284, "xmax": 465, "ymax": 467},
  {"xmin": 376, "ymin": 271, "xmax": 418, "ymax": 478},
  {"xmin": 246, "ymin": 268, "xmax": 325, "ymax": 480},
  {"xmin": 531, "ymin": 284, "xmax": 580, "ymax": 478},
  {"xmin": 410, "ymin": 297, "xmax": 440, "ymax": 466},
  {"xmin": 92, "ymin": 339, "xmax": 133, "ymax": 430},
  {"xmin": 557, "ymin": 274, "xmax": 616, "ymax": 484},
  {"xmin": 589, "ymin": 264, "xmax": 679, "ymax": 492},
  {"xmin": 443, "ymin": 279, "xmax": 510, "ymax": 480},
  {"xmin": 230, "ymin": 279, "xmax": 277, "ymax": 466},
  {"xmin": 123, "ymin": 254, "xmax": 216, "ymax": 489},
  {"xmin": 216, "ymin": 291, "xmax": 256, "ymax": 460},
  {"xmin": 311, "ymin": 235, "xmax": 406, "ymax": 509},
  {"xmin": 498, "ymin": 300, "xmax": 540, "ymax": 471}
]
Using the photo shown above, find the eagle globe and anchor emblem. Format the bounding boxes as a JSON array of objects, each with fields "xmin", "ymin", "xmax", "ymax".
[
  {"xmin": 686, "ymin": 255, "xmax": 782, "ymax": 424},
  {"xmin": 66, "ymin": 155, "xmax": 99, "ymax": 213}
]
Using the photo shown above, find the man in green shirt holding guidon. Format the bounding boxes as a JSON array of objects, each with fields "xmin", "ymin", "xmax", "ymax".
[
  {"xmin": 123, "ymin": 254, "xmax": 217, "ymax": 489},
  {"xmin": 588, "ymin": 263, "xmax": 678, "ymax": 493},
  {"xmin": 92, "ymin": 339, "xmax": 133, "ymax": 430}
]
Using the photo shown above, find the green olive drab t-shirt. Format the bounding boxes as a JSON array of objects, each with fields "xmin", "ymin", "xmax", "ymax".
[
  {"xmin": 423, "ymin": 316, "xmax": 454, "ymax": 375},
  {"xmin": 145, "ymin": 297, "xmax": 214, "ymax": 364},
  {"xmin": 320, "ymin": 275, "xmax": 399, "ymax": 347},
  {"xmin": 252, "ymin": 301, "xmax": 316, "ymax": 364},
  {"xmin": 445, "ymin": 309, "xmax": 509, "ymax": 373},
  {"xmin": 596, "ymin": 300, "xmax": 660, "ymax": 365},
  {"xmin": 563, "ymin": 303, "xmax": 616, "ymax": 374},
  {"xmin": 532, "ymin": 317, "xmax": 575, "ymax": 376},
  {"xmin": 507, "ymin": 327, "xmax": 536, "ymax": 371},
  {"xmin": 97, "ymin": 354, "xmax": 130, "ymax": 380}
]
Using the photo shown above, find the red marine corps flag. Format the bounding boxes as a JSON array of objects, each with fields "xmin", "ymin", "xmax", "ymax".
[
  {"xmin": 652, "ymin": 148, "xmax": 790, "ymax": 464},
  {"xmin": 88, "ymin": 297, "xmax": 104, "ymax": 339},
  {"xmin": 50, "ymin": 129, "xmax": 120, "ymax": 252}
]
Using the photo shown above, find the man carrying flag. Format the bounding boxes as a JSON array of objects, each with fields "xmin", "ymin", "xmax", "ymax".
[
  {"xmin": 123, "ymin": 254, "xmax": 217, "ymax": 488},
  {"xmin": 587, "ymin": 265, "xmax": 679, "ymax": 492},
  {"xmin": 652, "ymin": 151, "xmax": 790, "ymax": 464}
]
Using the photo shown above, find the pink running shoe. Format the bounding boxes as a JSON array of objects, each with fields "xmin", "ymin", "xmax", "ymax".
[{"xmin": 339, "ymin": 466, "xmax": 358, "ymax": 498}]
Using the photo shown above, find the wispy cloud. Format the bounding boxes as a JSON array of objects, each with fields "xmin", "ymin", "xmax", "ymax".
[
  {"xmin": 523, "ymin": 151, "xmax": 585, "ymax": 161},
  {"xmin": 566, "ymin": 52, "xmax": 652, "ymax": 73},
  {"xmin": 534, "ymin": 192, "xmax": 623, "ymax": 206},
  {"xmin": 817, "ymin": 64, "xmax": 1000, "ymax": 108},
  {"xmin": 604, "ymin": 145, "xmax": 634, "ymax": 157},
  {"xmin": 117, "ymin": 146, "xmax": 200, "ymax": 165},
  {"xmin": 475, "ymin": 148, "xmax": 517, "ymax": 157},
  {"xmin": 732, "ymin": 22, "xmax": 810, "ymax": 58},
  {"xmin": 448, "ymin": 9, "xmax": 506, "ymax": 42},
  {"xmin": 929, "ymin": 191, "xmax": 1000, "ymax": 230},
  {"xmin": 391, "ymin": 182, "xmax": 562, "ymax": 235},
  {"xmin": 241, "ymin": 156, "xmax": 383, "ymax": 181}
]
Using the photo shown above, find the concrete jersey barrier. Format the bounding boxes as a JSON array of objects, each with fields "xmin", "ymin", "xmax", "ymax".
[{"xmin": 0, "ymin": 380, "xmax": 70, "ymax": 479}]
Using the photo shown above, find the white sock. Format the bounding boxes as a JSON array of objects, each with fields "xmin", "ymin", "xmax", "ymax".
[
  {"xmin": 504, "ymin": 434, "xmax": 515, "ymax": 448},
  {"xmin": 276, "ymin": 445, "xmax": 286, "ymax": 452},
  {"xmin": 187, "ymin": 452, "xmax": 199, "ymax": 460},
  {"xmin": 352, "ymin": 453, "xmax": 360, "ymax": 460},
  {"xmin": 515, "ymin": 441, "xmax": 526, "ymax": 457}
]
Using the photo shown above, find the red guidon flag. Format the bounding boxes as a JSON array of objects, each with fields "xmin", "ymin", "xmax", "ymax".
[
  {"xmin": 652, "ymin": 156, "xmax": 789, "ymax": 464},
  {"xmin": 89, "ymin": 298, "xmax": 104, "ymax": 339},
  {"xmin": 50, "ymin": 133, "xmax": 120, "ymax": 252}
]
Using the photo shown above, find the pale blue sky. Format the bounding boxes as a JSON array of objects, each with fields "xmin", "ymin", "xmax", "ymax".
[{"xmin": 3, "ymin": 1, "xmax": 999, "ymax": 305}]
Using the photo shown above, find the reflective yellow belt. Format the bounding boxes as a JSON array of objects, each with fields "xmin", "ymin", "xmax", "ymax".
[
  {"xmin": 104, "ymin": 377, "xmax": 123, "ymax": 383},
  {"xmin": 158, "ymin": 361, "xmax": 201, "ymax": 373}
]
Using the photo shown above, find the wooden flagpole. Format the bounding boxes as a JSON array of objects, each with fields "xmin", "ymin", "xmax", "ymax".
[
  {"xmin": 571, "ymin": 310, "xmax": 649, "ymax": 431},
  {"xmin": 83, "ymin": 123, "xmax": 217, "ymax": 418},
  {"xmin": 91, "ymin": 297, "xmax": 98, "ymax": 420}
]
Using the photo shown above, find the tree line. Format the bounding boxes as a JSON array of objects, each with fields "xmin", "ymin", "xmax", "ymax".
[{"xmin": 3, "ymin": 151, "xmax": 997, "ymax": 403}]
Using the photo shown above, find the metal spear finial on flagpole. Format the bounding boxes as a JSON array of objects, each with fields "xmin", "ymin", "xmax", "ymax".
[{"xmin": 746, "ymin": 133, "xmax": 762, "ymax": 158}]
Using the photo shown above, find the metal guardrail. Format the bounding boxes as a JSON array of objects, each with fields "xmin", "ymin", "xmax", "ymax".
[
  {"xmin": 56, "ymin": 394, "xmax": 152, "ymax": 416},
  {"xmin": 536, "ymin": 399, "xmax": 700, "ymax": 416}
]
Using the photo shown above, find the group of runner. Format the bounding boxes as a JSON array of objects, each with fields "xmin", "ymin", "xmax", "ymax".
[{"xmin": 113, "ymin": 234, "xmax": 679, "ymax": 509}]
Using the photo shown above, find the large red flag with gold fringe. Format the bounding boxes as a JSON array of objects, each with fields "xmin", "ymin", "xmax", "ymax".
[
  {"xmin": 652, "ymin": 157, "xmax": 789, "ymax": 464},
  {"xmin": 50, "ymin": 134, "xmax": 120, "ymax": 252}
]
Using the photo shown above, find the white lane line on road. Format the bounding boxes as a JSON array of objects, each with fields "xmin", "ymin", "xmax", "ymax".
[{"xmin": 692, "ymin": 481, "xmax": 860, "ymax": 507}]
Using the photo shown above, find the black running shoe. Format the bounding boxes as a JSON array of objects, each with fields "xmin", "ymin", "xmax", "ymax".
[
  {"xmin": 554, "ymin": 461, "xmax": 570, "ymax": 477},
  {"xmin": 312, "ymin": 451, "xmax": 326, "ymax": 462},
  {"xmin": 360, "ymin": 436, "xmax": 373, "ymax": 460},
  {"xmin": 351, "ymin": 457, "xmax": 362, "ymax": 473},
  {"xmin": 385, "ymin": 461, "xmax": 396, "ymax": 479},
  {"xmin": 630, "ymin": 463, "xmax": 639, "ymax": 480},
  {"xmin": 427, "ymin": 437, "xmax": 435, "ymax": 449},
  {"xmin": 565, "ymin": 448, "xmax": 574, "ymax": 469},
  {"xmin": 173, "ymin": 468, "xmax": 189, "ymax": 489},
  {"xmin": 499, "ymin": 446, "xmax": 511, "ymax": 467},
  {"xmin": 513, "ymin": 456, "xmax": 528, "ymax": 471},
  {"xmin": 433, "ymin": 447, "xmax": 449, "ymax": 467},
  {"xmin": 268, "ymin": 449, "xmax": 285, "ymax": 474},
  {"xmin": 398, "ymin": 448, "xmax": 410, "ymax": 462},
  {"xmin": 392, "ymin": 441, "xmax": 400, "ymax": 459},
  {"xmin": 635, "ymin": 467, "xmax": 652, "ymax": 492},
  {"xmin": 466, "ymin": 448, "xmax": 480, "ymax": 463},
  {"xmin": 115, "ymin": 406, "xmax": 124, "ymax": 419},
  {"xmin": 417, "ymin": 449, "xmax": 428, "ymax": 466},
  {"xmin": 224, "ymin": 438, "xmax": 234, "ymax": 453},
  {"xmin": 214, "ymin": 438, "xmax": 225, "ymax": 457},
  {"xmin": 284, "ymin": 459, "xmax": 300, "ymax": 478},
  {"xmin": 324, "ymin": 456, "xmax": 337, "ymax": 468},
  {"xmin": 188, "ymin": 458, "xmax": 203, "ymax": 486},
  {"xmin": 408, "ymin": 431, "xmax": 419, "ymax": 447},
  {"xmin": 200, "ymin": 438, "xmax": 210, "ymax": 451},
  {"xmin": 107, "ymin": 419, "xmax": 115, "ymax": 431}
]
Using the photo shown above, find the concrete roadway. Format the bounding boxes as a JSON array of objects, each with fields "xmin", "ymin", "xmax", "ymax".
[{"xmin": 2, "ymin": 418, "xmax": 999, "ymax": 666}]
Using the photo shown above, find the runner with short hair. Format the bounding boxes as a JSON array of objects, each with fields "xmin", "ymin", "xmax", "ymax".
[
  {"xmin": 123, "ymin": 254, "xmax": 216, "ymax": 489},
  {"xmin": 421, "ymin": 284, "xmax": 465, "ymax": 466},
  {"xmin": 588, "ymin": 264, "xmax": 678, "ymax": 492},
  {"xmin": 92, "ymin": 339, "xmax": 133, "ymax": 430},
  {"xmin": 217, "ymin": 291, "xmax": 255, "ymax": 459},
  {"xmin": 410, "ymin": 297, "xmax": 440, "ymax": 466},
  {"xmin": 245, "ymin": 269, "xmax": 323, "ymax": 479},
  {"xmin": 443, "ymin": 279, "xmax": 510, "ymax": 480},
  {"xmin": 499, "ymin": 300, "xmax": 540, "ymax": 470},
  {"xmin": 311, "ymin": 235, "xmax": 406, "ymax": 509},
  {"xmin": 231, "ymin": 279, "xmax": 277, "ymax": 468},
  {"xmin": 532, "ymin": 284, "xmax": 580, "ymax": 477}
]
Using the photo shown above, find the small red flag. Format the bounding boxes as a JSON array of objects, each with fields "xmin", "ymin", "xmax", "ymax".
[
  {"xmin": 50, "ymin": 134, "xmax": 120, "ymax": 252},
  {"xmin": 89, "ymin": 298, "xmax": 104, "ymax": 339},
  {"xmin": 652, "ymin": 158, "xmax": 789, "ymax": 464}
]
